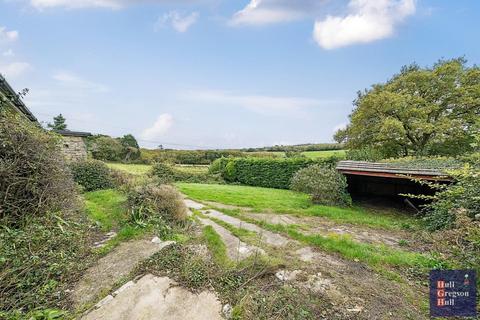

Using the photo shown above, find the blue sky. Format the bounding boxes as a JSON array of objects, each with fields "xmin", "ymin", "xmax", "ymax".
[{"xmin": 1, "ymin": 0, "xmax": 479, "ymax": 149}]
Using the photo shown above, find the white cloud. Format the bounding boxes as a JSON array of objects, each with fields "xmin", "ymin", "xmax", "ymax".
[
  {"xmin": 230, "ymin": 0, "xmax": 306, "ymax": 26},
  {"xmin": 155, "ymin": 11, "xmax": 199, "ymax": 33},
  {"xmin": 141, "ymin": 113, "xmax": 174, "ymax": 140},
  {"xmin": 2, "ymin": 49, "xmax": 15, "ymax": 57},
  {"xmin": 186, "ymin": 90, "xmax": 330, "ymax": 117},
  {"xmin": 52, "ymin": 71, "xmax": 109, "ymax": 93},
  {"xmin": 313, "ymin": 0, "xmax": 416, "ymax": 49},
  {"xmin": 0, "ymin": 26, "xmax": 19, "ymax": 43},
  {"xmin": 0, "ymin": 62, "xmax": 30, "ymax": 78}
]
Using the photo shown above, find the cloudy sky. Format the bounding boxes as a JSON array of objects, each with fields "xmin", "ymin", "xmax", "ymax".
[{"xmin": 1, "ymin": 0, "xmax": 479, "ymax": 149}]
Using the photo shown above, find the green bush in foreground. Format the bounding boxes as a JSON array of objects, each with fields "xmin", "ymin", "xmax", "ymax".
[
  {"xmin": 290, "ymin": 164, "xmax": 352, "ymax": 206},
  {"xmin": 70, "ymin": 160, "xmax": 114, "ymax": 192}
]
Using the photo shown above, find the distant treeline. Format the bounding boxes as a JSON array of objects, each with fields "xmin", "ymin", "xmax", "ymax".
[
  {"xmin": 140, "ymin": 149, "xmax": 282, "ymax": 165},
  {"xmin": 241, "ymin": 143, "xmax": 344, "ymax": 152}
]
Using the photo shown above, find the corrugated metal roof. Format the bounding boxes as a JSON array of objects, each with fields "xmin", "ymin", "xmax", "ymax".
[
  {"xmin": 55, "ymin": 130, "xmax": 92, "ymax": 137},
  {"xmin": 336, "ymin": 160, "xmax": 450, "ymax": 178},
  {"xmin": 0, "ymin": 74, "xmax": 38, "ymax": 123}
]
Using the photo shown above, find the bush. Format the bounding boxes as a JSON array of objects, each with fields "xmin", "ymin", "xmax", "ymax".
[
  {"xmin": 150, "ymin": 162, "xmax": 176, "ymax": 184},
  {"xmin": 218, "ymin": 157, "xmax": 338, "ymax": 189},
  {"xmin": 422, "ymin": 163, "xmax": 480, "ymax": 230},
  {"xmin": 126, "ymin": 183, "xmax": 188, "ymax": 225},
  {"xmin": 290, "ymin": 164, "xmax": 352, "ymax": 206},
  {"xmin": 70, "ymin": 160, "xmax": 114, "ymax": 191},
  {"xmin": 88, "ymin": 136, "xmax": 124, "ymax": 161},
  {"xmin": 152, "ymin": 162, "xmax": 223, "ymax": 184},
  {"xmin": 0, "ymin": 112, "xmax": 76, "ymax": 225}
]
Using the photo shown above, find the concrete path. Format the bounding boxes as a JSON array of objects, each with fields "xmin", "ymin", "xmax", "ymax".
[
  {"xmin": 82, "ymin": 274, "xmax": 222, "ymax": 320},
  {"xmin": 73, "ymin": 239, "xmax": 174, "ymax": 308},
  {"xmin": 198, "ymin": 217, "xmax": 264, "ymax": 261}
]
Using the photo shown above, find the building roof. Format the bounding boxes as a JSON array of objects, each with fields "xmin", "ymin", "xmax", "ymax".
[
  {"xmin": 0, "ymin": 74, "xmax": 38, "ymax": 123},
  {"xmin": 55, "ymin": 130, "xmax": 92, "ymax": 137},
  {"xmin": 336, "ymin": 160, "xmax": 452, "ymax": 181}
]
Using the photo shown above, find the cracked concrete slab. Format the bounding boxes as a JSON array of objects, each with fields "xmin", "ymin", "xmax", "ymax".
[
  {"xmin": 202, "ymin": 209, "xmax": 290, "ymax": 247},
  {"xmin": 73, "ymin": 239, "xmax": 175, "ymax": 308},
  {"xmin": 82, "ymin": 274, "xmax": 222, "ymax": 320},
  {"xmin": 198, "ymin": 217, "xmax": 264, "ymax": 261}
]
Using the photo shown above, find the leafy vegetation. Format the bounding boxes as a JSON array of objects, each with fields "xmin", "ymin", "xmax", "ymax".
[
  {"xmin": 86, "ymin": 134, "xmax": 141, "ymax": 162},
  {"xmin": 0, "ymin": 111, "xmax": 77, "ymax": 226},
  {"xmin": 47, "ymin": 113, "xmax": 67, "ymax": 130},
  {"xmin": 178, "ymin": 183, "xmax": 418, "ymax": 230},
  {"xmin": 126, "ymin": 183, "xmax": 188, "ymax": 225},
  {"xmin": 290, "ymin": 164, "xmax": 351, "ymax": 206},
  {"xmin": 213, "ymin": 157, "xmax": 339, "ymax": 189},
  {"xmin": 70, "ymin": 160, "xmax": 114, "ymax": 192},
  {"xmin": 151, "ymin": 162, "xmax": 223, "ymax": 184},
  {"xmin": 335, "ymin": 58, "xmax": 480, "ymax": 157}
]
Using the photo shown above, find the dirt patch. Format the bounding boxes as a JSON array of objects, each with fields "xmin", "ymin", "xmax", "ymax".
[
  {"xmin": 73, "ymin": 239, "xmax": 174, "ymax": 308},
  {"xmin": 82, "ymin": 274, "xmax": 222, "ymax": 320}
]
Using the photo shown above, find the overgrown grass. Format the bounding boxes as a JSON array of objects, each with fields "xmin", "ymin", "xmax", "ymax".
[
  {"xmin": 212, "ymin": 207, "xmax": 441, "ymax": 270},
  {"xmin": 178, "ymin": 183, "xmax": 418, "ymax": 230},
  {"xmin": 302, "ymin": 150, "xmax": 346, "ymax": 159},
  {"xmin": 202, "ymin": 225, "xmax": 231, "ymax": 267},
  {"xmin": 106, "ymin": 162, "xmax": 152, "ymax": 175},
  {"xmin": 84, "ymin": 189, "xmax": 127, "ymax": 231}
]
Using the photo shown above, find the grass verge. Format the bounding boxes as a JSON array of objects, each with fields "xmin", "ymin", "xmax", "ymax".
[{"xmin": 106, "ymin": 162, "xmax": 152, "ymax": 175}]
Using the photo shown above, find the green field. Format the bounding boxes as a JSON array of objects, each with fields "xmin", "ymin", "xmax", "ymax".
[
  {"xmin": 302, "ymin": 150, "xmax": 346, "ymax": 159},
  {"xmin": 177, "ymin": 183, "xmax": 418, "ymax": 230},
  {"xmin": 106, "ymin": 162, "xmax": 152, "ymax": 175}
]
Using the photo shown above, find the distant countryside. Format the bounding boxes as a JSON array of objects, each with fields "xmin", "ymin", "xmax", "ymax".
[{"xmin": 1, "ymin": 1, "xmax": 479, "ymax": 320}]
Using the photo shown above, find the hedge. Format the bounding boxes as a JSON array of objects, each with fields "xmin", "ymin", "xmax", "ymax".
[{"xmin": 216, "ymin": 157, "xmax": 338, "ymax": 189}]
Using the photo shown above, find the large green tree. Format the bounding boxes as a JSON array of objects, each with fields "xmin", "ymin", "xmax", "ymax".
[{"xmin": 335, "ymin": 58, "xmax": 480, "ymax": 157}]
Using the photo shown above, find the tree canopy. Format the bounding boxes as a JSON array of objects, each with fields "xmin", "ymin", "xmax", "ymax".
[
  {"xmin": 47, "ymin": 114, "xmax": 67, "ymax": 131},
  {"xmin": 335, "ymin": 58, "xmax": 480, "ymax": 157}
]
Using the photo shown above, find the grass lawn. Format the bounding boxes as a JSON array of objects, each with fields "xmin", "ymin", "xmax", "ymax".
[
  {"xmin": 177, "ymin": 183, "xmax": 419, "ymax": 230},
  {"xmin": 302, "ymin": 150, "xmax": 346, "ymax": 159},
  {"xmin": 106, "ymin": 162, "xmax": 152, "ymax": 175},
  {"xmin": 83, "ymin": 189, "xmax": 146, "ymax": 250}
]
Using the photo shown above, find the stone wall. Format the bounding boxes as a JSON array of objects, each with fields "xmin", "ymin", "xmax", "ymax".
[{"xmin": 60, "ymin": 136, "xmax": 88, "ymax": 162}]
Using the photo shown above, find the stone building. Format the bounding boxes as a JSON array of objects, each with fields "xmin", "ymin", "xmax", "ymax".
[{"xmin": 55, "ymin": 130, "xmax": 92, "ymax": 162}]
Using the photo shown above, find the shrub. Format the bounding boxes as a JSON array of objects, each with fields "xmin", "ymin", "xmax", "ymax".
[
  {"xmin": 70, "ymin": 160, "xmax": 114, "ymax": 191},
  {"xmin": 152, "ymin": 162, "xmax": 223, "ymax": 184},
  {"xmin": 127, "ymin": 183, "xmax": 188, "ymax": 225},
  {"xmin": 422, "ymin": 163, "xmax": 480, "ymax": 230},
  {"xmin": 0, "ymin": 111, "xmax": 76, "ymax": 225},
  {"xmin": 88, "ymin": 136, "xmax": 124, "ymax": 161},
  {"xmin": 219, "ymin": 157, "xmax": 338, "ymax": 189},
  {"xmin": 208, "ymin": 157, "xmax": 229, "ymax": 175},
  {"xmin": 290, "ymin": 164, "xmax": 352, "ymax": 206},
  {"xmin": 150, "ymin": 162, "xmax": 176, "ymax": 184}
]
